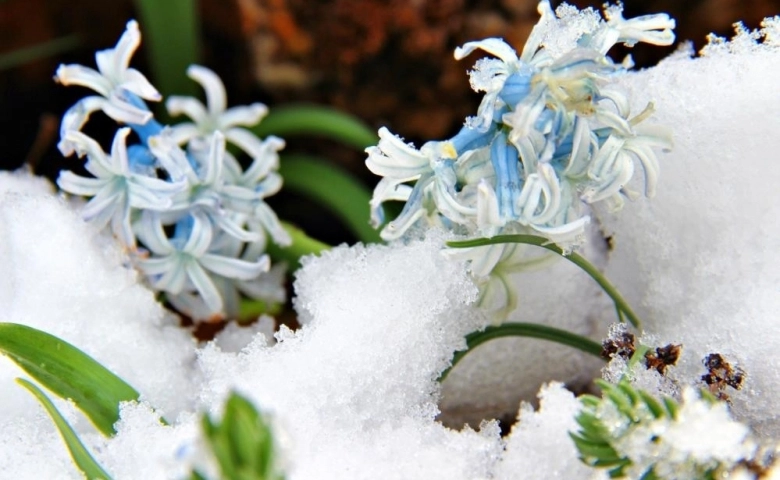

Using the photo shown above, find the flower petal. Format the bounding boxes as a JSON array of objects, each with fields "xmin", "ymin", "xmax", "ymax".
[
  {"xmin": 454, "ymin": 38, "xmax": 519, "ymax": 65},
  {"xmin": 219, "ymin": 103, "xmax": 268, "ymax": 128},
  {"xmin": 166, "ymin": 96, "xmax": 208, "ymax": 125},
  {"xmin": 200, "ymin": 253, "xmax": 269, "ymax": 280},
  {"xmin": 185, "ymin": 261, "xmax": 223, "ymax": 314},
  {"xmin": 187, "ymin": 65, "xmax": 227, "ymax": 116}
]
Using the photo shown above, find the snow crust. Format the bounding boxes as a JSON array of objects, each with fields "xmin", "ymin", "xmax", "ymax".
[{"xmin": 1, "ymin": 12, "xmax": 780, "ymax": 480}]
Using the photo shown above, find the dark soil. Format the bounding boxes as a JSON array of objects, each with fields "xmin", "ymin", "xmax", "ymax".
[{"xmin": 2, "ymin": 0, "xmax": 778, "ymax": 245}]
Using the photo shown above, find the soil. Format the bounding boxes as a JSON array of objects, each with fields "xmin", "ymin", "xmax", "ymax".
[{"xmin": 1, "ymin": 0, "xmax": 778, "ymax": 244}]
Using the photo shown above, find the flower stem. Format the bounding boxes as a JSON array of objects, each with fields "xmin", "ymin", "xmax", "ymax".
[
  {"xmin": 133, "ymin": 0, "xmax": 200, "ymax": 98},
  {"xmin": 439, "ymin": 322, "xmax": 604, "ymax": 381},
  {"xmin": 446, "ymin": 235, "xmax": 643, "ymax": 329}
]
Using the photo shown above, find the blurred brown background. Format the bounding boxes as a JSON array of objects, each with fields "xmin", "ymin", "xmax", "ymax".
[{"xmin": 1, "ymin": 0, "xmax": 778, "ymax": 243}]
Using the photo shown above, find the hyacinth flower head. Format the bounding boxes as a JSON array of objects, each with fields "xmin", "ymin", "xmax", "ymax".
[
  {"xmin": 55, "ymin": 20, "xmax": 289, "ymax": 322},
  {"xmin": 366, "ymin": 1, "xmax": 675, "ymax": 318}
]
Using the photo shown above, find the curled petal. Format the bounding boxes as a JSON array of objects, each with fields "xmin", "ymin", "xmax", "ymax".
[
  {"xmin": 365, "ymin": 128, "xmax": 431, "ymax": 179},
  {"xmin": 219, "ymin": 103, "xmax": 268, "ymax": 128},
  {"xmin": 254, "ymin": 202, "xmax": 292, "ymax": 246},
  {"xmin": 55, "ymin": 64, "xmax": 111, "ymax": 97},
  {"xmin": 185, "ymin": 262, "xmax": 222, "ymax": 315},
  {"xmin": 454, "ymin": 38, "xmax": 519, "ymax": 65},
  {"xmin": 369, "ymin": 178, "xmax": 412, "ymax": 228},
  {"xmin": 187, "ymin": 65, "xmax": 227, "ymax": 116},
  {"xmin": 379, "ymin": 174, "xmax": 432, "ymax": 241},
  {"xmin": 166, "ymin": 96, "xmax": 208, "ymax": 126},
  {"xmin": 57, "ymin": 171, "xmax": 106, "ymax": 196},
  {"xmin": 476, "ymin": 180, "xmax": 502, "ymax": 234},
  {"xmin": 58, "ymin": 96, "xmax": 108, "ymax": 156},
  {"xmin": 182, "ymin": 212, "xmax": 214, "ymax": 256},
  {"xmin": 200, "ymin": 253, "xmax": 269, "ymax": 280},
  {"xmin": 104, "ymin": 20, "xmax": 142, "ymax": 79},
  {"xmin": 120, "ymin": 68, "xmax": 162, "ymax": 101}
]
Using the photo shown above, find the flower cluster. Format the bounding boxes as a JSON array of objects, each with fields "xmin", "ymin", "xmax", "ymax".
[
  {"xmin": 56, "ymin": 20, "xmax": 289, "ymax": 321},
  {"xmin": 365, "ymin": 1, "xmax": 675, "ymax": 317}
]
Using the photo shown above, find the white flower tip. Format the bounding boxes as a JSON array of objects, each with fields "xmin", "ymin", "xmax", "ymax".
[
  {"xmin": 258, "ymin": 254, "xmax": 272, "ymax": 273},
  {"xmin": 250, "ymin": 103, "xmax": 269, "ymax": 120}
]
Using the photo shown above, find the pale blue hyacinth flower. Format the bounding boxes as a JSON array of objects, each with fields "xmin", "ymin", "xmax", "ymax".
[
  {"xmin": 366, "ymin": 0, "xmax": 676, "ymax": 320},
  {"xmin": 54, "ymin": 20, "xmax": 291, "ymax": 321},
  {"xmin": 56, "ymin": 20, "xmax": 160, "ymax": 156},
  {"xmin": 136, "ymin": 210, "xmax": 269, "ymax": 318},
  {"xmin": 163, "ymin": 64, "xmax": 292, "ymax": 246},
  {"xmin": 57, "ymin": 128, "xmax": 183, "ymax": 247},
  {"xmin": 146, "ymin": 130, "xmax": 264, "ymax": 243},
  {"xmin": 166, "ymin": 65, "xmax": 271, "ymax": 158},
  {"xmin": 365, "ymin": 127, "xmax": 481, "ymax": 240}
]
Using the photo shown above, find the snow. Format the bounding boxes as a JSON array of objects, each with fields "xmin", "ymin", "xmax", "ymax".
[
  {"xmin": 596, "ymin": 25, "xmax": 780, "ymax": 438},
  {"xmin": 1, "ymin": 10, "xmax": 779, "ymax": 480}
]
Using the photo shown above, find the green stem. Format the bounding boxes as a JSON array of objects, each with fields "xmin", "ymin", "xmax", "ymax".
[
  {"xmin": 254, "ymin": 104, "xmax": 378, "ymax": 150},
  {"xmin": 133, "ymin": 0, "xmax": 200, "ymax": 98},
  {"xmin": 265, "ymin": 221, "xmax": 331, "ymax": 269},
  {"xmin": 439, "ymin": 322, "xmax": 604, "ymax": 381},
  {"xmin": 446, "ymin": 235, "xmax": 643, "ymax": 329},
  {"xmin": 280, "ymin": 154, "xmax": 381, "ymax": 244},
  {"xmin": 628, "ymin": 344, "xmax": 651, "ymax": 372}
]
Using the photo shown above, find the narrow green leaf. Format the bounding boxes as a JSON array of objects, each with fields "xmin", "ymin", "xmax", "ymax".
[
  {"xmin": 254, "ymin": 104, "xmax": 378, "ymax": 150},
  {"xmin": 446, "ymin": 235, "xmax": 643, "ymax": 329},
  {"xmin": 663, "ymin": 397, "xmax": 679, "ymax": 419},
  {"xmin": 265, "ymin": 221, "xmax": 331, "ymax": 269},
  {"xmin": 16, "ymin": 378, "xmax": 113, "ymax": 480},
  {"xmin": 617, "ymin": 380, "xmax": 642, "ymax": 406},
  {"xmin": 133, "ymin": 0, "xmax": 200, "ymax": 98},
  {"xmin": 603, "ymin": 386, "xmax": 635, "ymax": 420},
  {"xmin": 637, "ymin": 390, "xmax": 666, "ymax": 419},
  {"xmin": 0, "ymin": 323, "xmax": 139, "ymax": 436},
  {"xmin": 439, "ymin": 322, "xmax": 603, "ymax": 381},
  {"xmin": 279, "ymin": 154, "xmax": 381, "ymax": 243},
  {"xmin": 569, "ymin": 433, "xmax": 624, "ymax": 463},
  {"xmin": 0, "ymin": 35, "xmax": 82, "ymax": 71}
]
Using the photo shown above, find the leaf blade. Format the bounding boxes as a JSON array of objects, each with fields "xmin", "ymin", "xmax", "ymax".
[
  {"xmin": 0, "ymin": 323, "xmax": 140, "ymax": 436},
  {"xmin": 16, "ymin": 378, "xmax": 113, "ymax": 480}
]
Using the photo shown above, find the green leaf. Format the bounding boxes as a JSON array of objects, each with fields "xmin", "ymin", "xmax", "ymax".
[
  {"xmin": 199, "ymin": 391, "xmax": 285, "ymax": 480},
  {"xmin": 662, "ymin": 397, "xmax": 679, "ymax": 419},
  {"xmin": 446, "ymin": 235, "xmax": 643, "ymax": 329},
  {"xmin": 0, "ymin": 323, "xmax": 140, "ymax": 436},
  {"xmin": 265, "ymin": 221, "xmax": 331, "ymax": 269},
  {"xmin": 133, "ymin": 0, "xmax": 200, "ymax": 98},
  {"xmin": 0, "ymin": 35, "xmax": 82, "ymax": 71},
  {"xmin": 439, "ymin": 322, "xmax": 603, "ymax": 381},
  {"xmin": 569, "ymin": 433, "xmax": 624, "ymax": 464},
  {"xmin": 279, "ymin": 154, "xmax": 382, "ymax": 244},
  {"xmin": 16, "ymin": 378, "xmax": 113, "ymax": 480},
  {"xmin": 254, "ymin": 104, "xmax": 378, "ymax": 150},
  {"xmin": 637, "ymin": 390, "xmax": 666, "ymax": 419}
]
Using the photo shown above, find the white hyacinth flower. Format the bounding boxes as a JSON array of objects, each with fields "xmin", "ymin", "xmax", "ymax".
[{"xmin": 55, "ymin": 20, "xmax": 161, "ymax": 152}]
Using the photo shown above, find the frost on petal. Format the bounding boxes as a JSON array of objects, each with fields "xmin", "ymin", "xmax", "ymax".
[{"xmin": 365, "ymin": 128, "xmax": 432, "ymax": 179}]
